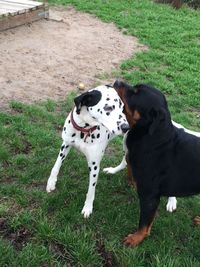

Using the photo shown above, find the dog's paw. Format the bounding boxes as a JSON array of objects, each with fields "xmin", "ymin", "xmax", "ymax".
[
  {"xmin": 166, "ymin": 197, "xmax": 177, "ymax": 212},
  {"xmin": 103, "ymin": 167, "xmax": 117, "ymax": 174},
  {"xmin": 81, "ymin": 206, "xmax": 93, "ymax": 218},
  {"xmin": 123, "ymin": 232, "xmax": 145, "ymax": 247},
  {"xmin": 46, "ymin": 181, "xmax": 56, "ymax": 193}
]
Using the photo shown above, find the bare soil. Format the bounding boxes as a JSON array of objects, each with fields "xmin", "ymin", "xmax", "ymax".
[
  {"xmin": 0, "ymin": 6, "xmax": 147, "ymax": 110},
  {"xmin": 0, "ymin": 218, "xmax": 32, "ymax": 251}
]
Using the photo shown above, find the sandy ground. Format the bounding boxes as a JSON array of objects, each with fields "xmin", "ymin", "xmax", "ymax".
[{"xmin": 0, "ymin": 6, "xmax": 147, "ymax": 110}]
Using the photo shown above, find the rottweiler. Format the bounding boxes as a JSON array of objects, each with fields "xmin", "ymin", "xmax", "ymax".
[{"xmin": 114, "ymin": 80, "xmax": 200, "ymax": 247}]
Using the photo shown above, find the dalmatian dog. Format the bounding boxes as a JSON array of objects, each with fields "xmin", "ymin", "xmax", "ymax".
[{"xmin": 46, "ymin": 85, "xmax": 129, "ymax": 218}]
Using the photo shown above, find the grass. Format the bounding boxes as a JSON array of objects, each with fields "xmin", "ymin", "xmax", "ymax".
[{"xmin": 1, "ymin": 0, "xmax": 200, "ymax": 266}]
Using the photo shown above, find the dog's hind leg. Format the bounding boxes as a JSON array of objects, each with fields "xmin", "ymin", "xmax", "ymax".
[
  {"xmin": 103, "ymin": 155, "xmax": 127, "ymax": 174},
  {"xmin": 81, "ymin": 152, "xmax": 103, "ymax": 218},
  {"xmin": 46, "ymin": 142, "xmax": 71, "ymax": 192},
  {"xmin": 103, "ymin": 133, "xmax": 128, "ymax": 174}
]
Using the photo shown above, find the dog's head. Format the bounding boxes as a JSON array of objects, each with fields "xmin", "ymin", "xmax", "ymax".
[
  {"xmin": 74, "ymin": 85, "xmax": 129, "ymax": 135},
  {"xmin": 113, "ymin": 80, "xmax": 171, "ymax": 135}
]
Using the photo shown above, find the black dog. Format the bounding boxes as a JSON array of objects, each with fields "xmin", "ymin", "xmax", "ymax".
[{"xmin": 114, "ymin": 80, "xmax": 200, "ymax": 247}]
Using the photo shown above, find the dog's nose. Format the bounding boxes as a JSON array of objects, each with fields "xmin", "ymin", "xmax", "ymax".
[{"xmin": 121, "ymin": 123, "xmax": 130, "ymax": 133}]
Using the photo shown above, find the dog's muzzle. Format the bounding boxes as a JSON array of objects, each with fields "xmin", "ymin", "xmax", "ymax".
[{"xmin": 121, "ymin": 123, "xmax": 130, "ymax": 133}]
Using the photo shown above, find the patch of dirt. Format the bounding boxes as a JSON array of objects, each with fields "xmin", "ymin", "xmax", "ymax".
[
  {"xmin": 0, "ymin": 218, "xmax": 32, "ymax": 250},
  {"xmin": 156, "ymin": 0, "xmax": 200, "ymax": 9},
  {"xmin": 49, "ymin": 241, "xmax": 74, "ymax": 266},
  {"xmin": 96, "ymin": 236, "xmax": 118, "ymax": 267},
  {"xmin": 0, "ymin": 6, "xmax": 147, "ymax": 110}
]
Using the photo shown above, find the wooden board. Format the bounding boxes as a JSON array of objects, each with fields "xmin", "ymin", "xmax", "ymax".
[{"xmin": 0, "ymin": 0, "xmax": 49, "ymax": 31}]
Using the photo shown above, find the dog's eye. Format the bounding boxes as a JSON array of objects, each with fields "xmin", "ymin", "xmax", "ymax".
[{"xmin": 103, "ymin": 105, "xmax": 114, "ymax": 112}]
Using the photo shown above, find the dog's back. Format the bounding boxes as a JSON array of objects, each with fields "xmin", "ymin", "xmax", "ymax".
[{"xmin": 159, "ymin": 127, "xmax": 200, "ymax": 197}]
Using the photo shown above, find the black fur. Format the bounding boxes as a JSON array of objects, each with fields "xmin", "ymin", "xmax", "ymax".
[
  {"xmin": 119, "ymin": 82, "xmax": 200, "ymax": 239},
  {"xmin": 74, "ymin": 90, "xmax": 102, "ymax": 114}
]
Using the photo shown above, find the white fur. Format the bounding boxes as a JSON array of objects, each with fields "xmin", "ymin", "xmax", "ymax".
[
  {"xmin": 166, "ymin": 196, "xmax": 177, "ymax": 212},
  {"xmin": 172, "ymin": 120, "xmax": 200, "ymax": 137}
]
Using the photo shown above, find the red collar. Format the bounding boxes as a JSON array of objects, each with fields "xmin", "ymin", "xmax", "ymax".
[{"xmin": 70, "ymin": 107, "xmax": 97, "ymax": 142}]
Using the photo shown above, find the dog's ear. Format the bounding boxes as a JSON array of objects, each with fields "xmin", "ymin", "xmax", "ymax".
[
  {"xmin": 74, "ymin": 90, "xmax": 101, "ymax": 114},
  {"xmin": 148, "ymin": 108, "xmax": 166, "ymax": 135}
]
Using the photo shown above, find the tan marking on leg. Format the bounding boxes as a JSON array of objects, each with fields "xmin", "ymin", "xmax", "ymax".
[
  {"xmin": 193, "ymin": 216, "xmax": 200, "ymax": 226},
  {"xmin": 123, "ymin": 225, "xmax": 151, "ymax": 247},
  {"xmin": 123, "ymin": 212, "xmax": 156, "ymax": 247}
]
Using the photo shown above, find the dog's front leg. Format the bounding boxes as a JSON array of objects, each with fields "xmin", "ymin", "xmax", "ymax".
[
  {"xmin": 81, "ymin": 156, "xmax": 102, "ymax": 218},
  {"xmin": 46, "ymin": 142, "xmax": 71, "ymax": 192},
  {"xmin": 124, "ymin": 196, "xmax": 160, "ymax": 247}
]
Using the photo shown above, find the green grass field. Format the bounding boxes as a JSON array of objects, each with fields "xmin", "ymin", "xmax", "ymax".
[{"xmin": 1, "ymin": 0, "xmax": 200, "ymax": 266}]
